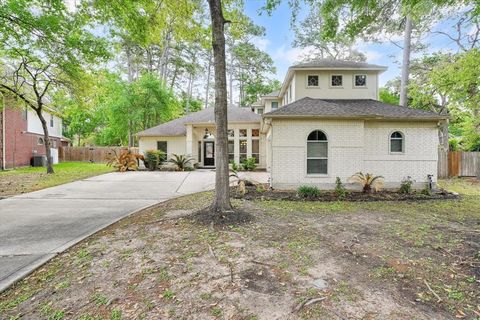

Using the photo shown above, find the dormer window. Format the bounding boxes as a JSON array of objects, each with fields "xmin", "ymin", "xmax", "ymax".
[
  {"xmin": 271, "ymin": 101, "xmax": 278, "ymax": 109},
  {"xmin": 331, "ymin": 75, "xmax": 343, "ymax": 87},
  {"xmin": 307, "ymin": 75, "xmax": 319, "ymax": 87},
  {"xmin": 355, "ymin": 74, "xmax": 367, "ymax": 87},
  {"xmin": 257, "ymin": 108, "xmax": 264, "ymax": 115}
]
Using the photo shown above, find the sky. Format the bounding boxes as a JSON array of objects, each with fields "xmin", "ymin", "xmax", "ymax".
[{"xmin": 242, "ymin": 1, "xmax": 464, "ymax": 87}]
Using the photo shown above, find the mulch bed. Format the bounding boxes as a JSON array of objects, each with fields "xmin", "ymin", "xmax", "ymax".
[{"xmin": 234, "ymin": 185, "xmax": 459, "ymax": 202}]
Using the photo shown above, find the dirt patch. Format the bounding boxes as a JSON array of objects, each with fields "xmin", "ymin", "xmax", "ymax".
[
  {"xmin": 189, "ymin": 206, "xmax": 254, "ymax": 228},
  {"xmin": 238, "ymin": 185, "xmax": 458, "ymax": 202}
]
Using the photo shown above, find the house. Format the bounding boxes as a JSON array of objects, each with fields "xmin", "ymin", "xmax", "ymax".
[
  {"xmin": 137, "ymin": 59, "xmax": 448, "ymax": 189},
  {"xmin": 0, "ymin": 102, "xmax": 68, "ymax": 169}
]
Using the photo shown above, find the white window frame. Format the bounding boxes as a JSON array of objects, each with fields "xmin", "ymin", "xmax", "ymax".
[
  {"xmin": 251, "ymin": 129, "xmax": 260, "ymax": 164},
  {"xmin": 330, "ymin": 74, "xmax": 343, "ymax": 88},
  {"xmin": 306, "ymin": 74, "xmax": 320, "ymax": 88},
  {"xmin": 257, "ymin": 108, "xmax": 264, "ymax": 115},
  {"xmin": 389, "ymin": 131, "xmax": 405, "ymax": 154},
  {"xmin": 271, "ymin": 101, "xmax": 278, "ymax": 109},
  {"xmin": 354, "ymin": 74, "xmax": 367, "ymax": 88},
  {"xmin": 305, "ymin": 130, "xmax": 329, "ymax": 176}
]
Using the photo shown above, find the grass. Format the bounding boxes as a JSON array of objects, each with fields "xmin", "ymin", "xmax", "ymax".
[
  {"xmin": 0, "ymin": 178, "xmax": 478, "ymax": 319},
  {"xmin": 0, "ymin": 162, "xmax": 113, "ymax": 197}
]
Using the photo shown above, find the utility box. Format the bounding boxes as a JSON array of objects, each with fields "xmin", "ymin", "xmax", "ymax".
[{"xmin": 32, "ymin": 155, "xmax": 46, "ymax": 167}]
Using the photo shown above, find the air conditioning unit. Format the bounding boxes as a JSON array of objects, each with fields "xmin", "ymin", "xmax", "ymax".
[{"xmin": 32, "ymin": 155, "xmax": 46, "ymax": 167}]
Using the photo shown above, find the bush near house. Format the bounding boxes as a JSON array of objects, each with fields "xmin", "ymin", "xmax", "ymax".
[
  {"xmin": 107, "ymin": 150, "xmax": 143, "ymax": 172},
  {"xmin": 168, "ymin": 154, "xmax": 195, "ymax": 171},
  {"xmin": 297, "ymin": 185, "xmax": 320, "ymax": 199},
  {"xmin": 144, "ymin": 150, "xmax": 165, "ymax": 171},
  {"xmin": 241, "ymin": 157, "xmax": 257, "ymax": 171},
  {"xmin": 348, "ymin": 172, "xmax": 384, "ymax": 193}
]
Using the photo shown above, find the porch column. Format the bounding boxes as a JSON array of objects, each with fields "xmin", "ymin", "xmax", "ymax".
[
  {"xmin": 186, "ymin": 125, "xmax": 193, "ymax": 157},
  {"xmin": 234, "ymin": 128, "xmax": 240, "ymax": 164}
]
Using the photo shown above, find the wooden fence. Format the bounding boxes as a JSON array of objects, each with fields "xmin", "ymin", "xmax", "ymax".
[
  {"xmin": 438, "ymin": 150, "xmax": 480, "ymax": 178},
  {"xmin": 59, "ymin": 147, "xmax": 139, "ymax": 163}
]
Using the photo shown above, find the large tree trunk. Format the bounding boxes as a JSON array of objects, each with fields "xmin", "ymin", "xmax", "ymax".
[
  {"xmin": 204, "ymin": 53, "xmax": 212, "ymax": 109},
  {"xmin": 208, "ymin": 0, "xmax": 232, "ymax": 212},
  {"xmin": 125, "ymin": 43, "xmax": 135, "ymax": 147},
  {"xmin": 399, "ymin": 16, "xmax": 412, "ymax": 107},
  {"xmin": 36, "ymin": 107, "xmax": 54, "ymax": 174}
]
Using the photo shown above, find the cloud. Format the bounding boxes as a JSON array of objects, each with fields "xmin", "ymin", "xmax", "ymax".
[
  {"xmin": 272, "ymin": 45, "xmax": 316, "ymax": 64},
  {"xmin": 252, "ymin": 38, "xmax": 271, "ymax": 52}
]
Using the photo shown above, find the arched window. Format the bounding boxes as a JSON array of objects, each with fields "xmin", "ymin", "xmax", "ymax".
[
  {"xmin": 390, "ymin": 131, "xmax": 404, "ymax": 153},
  {"xmin": 307, "ymin": 130, "xmax": 328, "ymax": 174}
]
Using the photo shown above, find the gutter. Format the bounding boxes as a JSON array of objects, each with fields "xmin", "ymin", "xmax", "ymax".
[
  {"xmin": 262, "ymin": 114, "xmax": 448, "ymax": 121},
  {"xmin": 1, "ymin": 95, "xmax": 5, "ymax": 170}
]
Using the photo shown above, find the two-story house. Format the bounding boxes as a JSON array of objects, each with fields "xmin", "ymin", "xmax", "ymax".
[
  {"xmin": 1, "ymin": 100, "xmax": 68, "ymax": 169},
  {"xmin": 137, "ymin": 60, "xmax": 448, "ymax": 189}
]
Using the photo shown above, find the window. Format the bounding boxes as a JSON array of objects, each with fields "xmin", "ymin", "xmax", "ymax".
[
  {"xmin": 198, "ymin": 141, "xmax": 202, "ymax": 162},
  {"xmin": 307, "ymin": 75, "xmax": 319, "ymax": 87},
  {"xmin": 252, "ymin": 140, "xmax": 259, "ymax": 164},
  {"xmin": 307, "ymin": 130, "xmax": 328, "ymax": 174},
  {"xmin": 271, "ymin": 101, "xmax": 278, "ymax": 109},
  {"xmin": 228, "ymin": 140, "xmax": 235, "ymax": 162},
  {"xmin": 252, "ymin": 129, "xmax": 259, "ymax": 137},
  {"xmin": 37, "ymin": 137, "xmax": 44, "ymax": 145},
  {"xmin": 354, "ymin": 74, "xmax": 367, "ymax": 87},
  {"xmin": 227, "ymin": 129, "xmax": 235, "ymax": 138},
  {"xmin": 239, "ymin": 129, "xmax": 247, "ymax": 137},
  {"xmin": 257, "ymin": 108, "xmax": 264, "ymax": 115},
  {"xmin": 390, "ymin": 131, "xmax": 404, "ymax": 153},
  {"xmin": 331, "ymin": 75, "xmax": 343, "ymax": 87},
  {"xmin": 157, "ymin": 141, "xmax": 167, "ymax": 154},
  {"xmin": 239, "ymin": 139, "xmax": 247, "ymax": 163},
  {"xmin": 50, "ymin": 114, "xmax": 54, "ymax": 127}
]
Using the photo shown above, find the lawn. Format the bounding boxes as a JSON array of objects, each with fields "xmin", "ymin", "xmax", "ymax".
[
  {"xmin": 0, "ymin": 162, "xmax": 113, "ymax": 197},
  {"xmin": 0, "ymin": 178, "xmax": 479, "ymax": 319}
]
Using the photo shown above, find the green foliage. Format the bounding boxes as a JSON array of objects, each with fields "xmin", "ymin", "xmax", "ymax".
[
  {"xmin": 399, "ymin": 176, "xmax": 414, "ymax": 194},
  {"xmin": 144, "ymin": 150, "xmax": 165, "ymax": 171},
  {"xmin": 297, "ymin": 185, "xmax": 320, "ymax": 199},
  {"xmin": 230, "ymin": 161, "xmax": 240, "ymax": 172},
  {"xmin": 168, "ymin": 154, "xmax": 195, "ymax": 171},
  {"xmin": 241, "ymin": 157, "xmax": 257, "ymax": 171},
  {"xmin": 243, "ymin": 78, "xmax": 282, "ymax": 106},
  {"xmin": 334, "ymin": 177, "xmax": 349, "ymax": 199},
  {"xmin": 93, "ymin": 72, "xmax": 182, "ymax": 146},
  {"xmin": 348, "ymin": 172, "xmax": 384, "ymax": 193},
  {"xmin": 379, "ymin": 87, "xmax": 400, "ymax": 105}
]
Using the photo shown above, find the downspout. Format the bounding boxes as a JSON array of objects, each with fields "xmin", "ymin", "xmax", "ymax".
[{"xmin": 1, "ymin": 94, "xmax": 5, "ymax": 170}]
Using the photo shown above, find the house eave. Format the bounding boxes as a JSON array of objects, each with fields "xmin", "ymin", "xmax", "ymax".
[{"xmin": 262, "ymin": 114, "xmax": 448, "ymax": 121}]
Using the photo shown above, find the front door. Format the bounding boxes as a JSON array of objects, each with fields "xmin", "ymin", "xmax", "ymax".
[{"xmin": 204, "ymin": 141, "xmax": 215, "ymax": 166}]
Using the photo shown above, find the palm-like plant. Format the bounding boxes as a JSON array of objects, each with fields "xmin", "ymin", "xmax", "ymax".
[
  {"xmin": 230, "ymin": 167, "xmax": 246, "ymax": 195},
  {"xmin": 168, "ymin": 154, "xmax": 195, "ymax": 171},
  {"xmin": 348, "ymin": 172, "xmax": 384, "ymax": 193},
  {"xmin": 107, "ymin": 150, "xmax": 140, "ymax": 172}
]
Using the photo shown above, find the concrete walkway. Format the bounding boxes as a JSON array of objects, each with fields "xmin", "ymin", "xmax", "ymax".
[{"xmin": 0, "ymin": 170, "xmax": 268, "ymax": 292}]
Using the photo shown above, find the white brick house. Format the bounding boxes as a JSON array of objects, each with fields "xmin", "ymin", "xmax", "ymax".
[{"xmin": 137, "ymin": 59, "xmax": 447, "ymax": 189}]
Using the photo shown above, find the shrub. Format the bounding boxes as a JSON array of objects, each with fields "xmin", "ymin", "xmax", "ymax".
[
  {"xmin": 230, "ymin": 161, "xmax": 240, "ymax": 171},
  {"xmin": 348, "ymin": 172, "xmax": 384, "ymax": 193},
  {"xmin": 168, "ymin": 154, "xmax": 195, "ymax": 171},
  {"xmin": 230, "ymin": 167, "xmax": 246, "ymax": 196},
  {"xmin": 334, "ymin": 177, "xmax": 349, "ymax": 199},
  {"xmin": 241, "ymin": 157, "xmax": 257, "ymax": 171},
  {"xmin": 297, "ymin": 185, "xmax": 320, "ymax": 199},
  {"xmin": 399, "ymin": 176, "xmax": 414, "ymax": 194},
  {"xmin": 144, "ymin": 150, "xmax": 165, "ymax": 171},
  {"xmin": 107, "ymin": 150, "xmax": 141, "ymax": 172}
]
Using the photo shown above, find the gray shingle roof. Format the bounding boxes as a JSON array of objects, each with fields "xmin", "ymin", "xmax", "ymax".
[
  {"xmin": 264, "ymin": 98, "xmax": 447, "ymax": 120},
  {"xmin": 291, "ymin": 59, "xmax": 387, "ymax": 70},
  {"xmin": 137, "ymin": 107, "xmax": 261, "ymax": 137},
  {"xmin": 264, "ymin": 90, "xmax": 280, "ymax": 97}
]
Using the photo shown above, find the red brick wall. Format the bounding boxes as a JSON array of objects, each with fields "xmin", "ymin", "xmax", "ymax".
[{"xmin": 1, "ymin": 107, "xmax": 63, "ymax": 169}]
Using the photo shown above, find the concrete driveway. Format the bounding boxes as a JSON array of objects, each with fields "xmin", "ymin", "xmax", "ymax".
[{"xmin": 0, "ymin": 170, "xmax": 268, "ymax": 292}]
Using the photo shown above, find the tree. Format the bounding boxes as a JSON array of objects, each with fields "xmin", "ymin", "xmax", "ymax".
[
  {"xmin": 0, "ymin": 0, "xmax": 108, "ymax": 173},
  {"xmin": 243, "ymin": 78, "xmax": 282, "ymax": 106},
  {"xmin": 208, "ymin": 0, "xmax": 233, "ymax": 213}
]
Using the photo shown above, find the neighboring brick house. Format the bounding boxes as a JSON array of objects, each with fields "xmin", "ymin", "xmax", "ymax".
[
  {"xmin": 137, "ymin": 59, "xmax": 448, "ymax": 189},
  {"xmin": 0, "ymin": 104, "xmax": 68, "ymax": 169}
]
